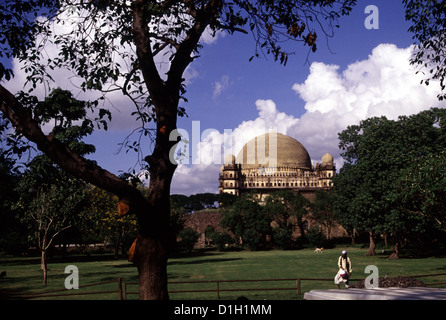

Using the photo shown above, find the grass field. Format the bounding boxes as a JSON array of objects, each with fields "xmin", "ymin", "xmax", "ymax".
[{"xmin": 1, "ymin": 246, "xmax": 446, "ymax": 300}]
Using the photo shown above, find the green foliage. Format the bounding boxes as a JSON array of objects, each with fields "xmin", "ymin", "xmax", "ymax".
[
  {"xmin": 403, "ymin": 0, "xmax": 446, "ymax": 100},
  {"xmin": 178, "ymin": 228, "xmax": 201, "ymax": 252},
  {"xmin": 85, "ymin": 186, "xmax": 138, "ymax": 256},
  {"xmin": 170, "ymin": 192, "xmax": 238, "ymax": 213},
  {"xmin": 0, "ymin": 0, "xmax": 58, "ymax": 81},
  {"xmin": 0, "ymin": 149, "xmax": 27, "ymax": 254},
  {"xmin": 312, "ymin": 190, "xmax": 337, "ymax": 239},
  {"xmin": 334, "ymin": 108, "xmax": 446, "ymax": 251},
  {"xmin": 396, "ymin": 151, "xmax": 446, "ymax": 229},
  {"xmin": 306, "ymin": 227, "xmax": 325, "ymax": 248},
  {"xmin": 264, "ymin": 190, "xmax": 309, "ymax": 227},
  {"xmin": 205, "ymin": 228, "xmax": 235, "ymax": 251},
  {"xmin": 263, "ymin": 190, "xmax": 310, "ymax": 248},
  {"xmin": 4, "ymin": 88, "xmax": 98, "ymax": 160},
  {"xmin": 220, "ymin": 195, "xmax": 271, "ymax": 251},
  {"xmin": 272, "ymin": 227, "xmax": 293, "ymax": 249}
]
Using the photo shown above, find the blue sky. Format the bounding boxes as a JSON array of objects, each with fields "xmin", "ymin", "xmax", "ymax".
[{"xmin": 4, "ymin": 1, "xmax": 446, "ymax": 195}]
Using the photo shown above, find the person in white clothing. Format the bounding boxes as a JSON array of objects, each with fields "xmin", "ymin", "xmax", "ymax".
[{"xmin": 334, "ymin": 250, "xmax": 352, "ymax": 288}]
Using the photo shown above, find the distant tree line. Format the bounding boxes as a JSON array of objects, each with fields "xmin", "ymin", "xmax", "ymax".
[{"xmin": 170, "ymin": 192, "xmax": 238, "ymax": 212}]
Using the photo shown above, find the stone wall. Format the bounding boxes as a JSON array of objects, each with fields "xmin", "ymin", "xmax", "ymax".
[
  {"xmin": 182, "ymin": 209, "xmax": 348, "ymax": 248},
  {"xmin": 182, "ymin": 210, "xmax": 224, "ymax": 248}
]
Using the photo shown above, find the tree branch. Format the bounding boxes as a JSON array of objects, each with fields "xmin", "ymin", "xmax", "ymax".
[
  {"xmin": 132, "ymin": 0, "xmax": 167, "ymax": 105},
  {"xmin": 167, "ymin": 1, "xmax": 219, "ymax": 91},
  {"xmin": 0, "ymin": 84, "xmax": 140, "ymax": 205}
]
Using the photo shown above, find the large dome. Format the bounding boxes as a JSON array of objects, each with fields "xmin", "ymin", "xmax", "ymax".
[{"xmin": 236, "ymin": 132, "xmax": 312, "ymax": 169}]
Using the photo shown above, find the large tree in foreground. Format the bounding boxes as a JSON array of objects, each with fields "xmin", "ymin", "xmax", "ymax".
[{"xmin": 0, "ymin": 0, "xmax": 356, "ymax": 299}]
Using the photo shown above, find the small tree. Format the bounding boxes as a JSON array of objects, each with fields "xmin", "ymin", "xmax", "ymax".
[
  {"xmin": 306, "ymin": 227, "xmax": 325, "ymax": 248},
  {"xmin": 264, "ymin": 190, "xmax": 310, "ymax": 244},
  {"xmin": 178, "ymin": 228, "xmax": 200, "ymax": 252},
  {"xmin": 272, "ymin": 227, "xmax": 293, "ymax": 250},
  {"xmin": 211, "ymin": 231, "xmax": 235, "ymax": 251},
  {"xmin": 312, "ymin": 190, "xmax": 337, "ymax": 240},
  {"xmin": 221, "ymin": 195, "xmax": 271, "ymax": 250},
  {"xmin": 13, "ymin": 88, "xmax": 94, "ymax": 285},
  {"xmin": 17, "ymin": 179, "xmax": 86, "ymax": 286}
]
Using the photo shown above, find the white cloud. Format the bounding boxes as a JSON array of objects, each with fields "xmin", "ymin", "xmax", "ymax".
[
  {"xmin": 212, "ymin": 75, "xmax": 230, "ymax": 99},
  {"xmin": 288, "ymin": 43, "xmax": 446, "ymax": 164},
  {"xmin": 201, "ymin": 26, "xmax": 227, "ymax": 45},
  {"xmin": 171, "ymin": 164, "xmax": 221, "ymax": 195}
]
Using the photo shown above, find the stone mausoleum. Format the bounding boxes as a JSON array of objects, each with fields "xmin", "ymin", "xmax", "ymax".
[{"xmin": 218, "ymin": 132, "xmax": 336, "ymax": 201}]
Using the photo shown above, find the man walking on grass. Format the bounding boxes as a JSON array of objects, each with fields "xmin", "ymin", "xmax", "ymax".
[{"xmin": 335, "ymin": 250, "xmax": 352, "ymax": 289}]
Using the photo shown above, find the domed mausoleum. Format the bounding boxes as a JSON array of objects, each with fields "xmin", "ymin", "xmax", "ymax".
[{"xmin": 218, "ymin": 132, "xmax": 335, "ymax": 200}]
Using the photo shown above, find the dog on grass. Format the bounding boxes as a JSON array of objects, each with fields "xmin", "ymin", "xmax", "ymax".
[{"xmin": 314, "ymin": 247, "xmax": 324, "ymax": 253}]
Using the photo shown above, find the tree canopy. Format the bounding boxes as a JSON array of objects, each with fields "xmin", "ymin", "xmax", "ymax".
[
  {"xmin": 403, "ymin": 0, "xmax": 446, "ymax": 100},
  {"xmin": 334, "ymin": 108, "xmax": 446, "ymax": 257}
]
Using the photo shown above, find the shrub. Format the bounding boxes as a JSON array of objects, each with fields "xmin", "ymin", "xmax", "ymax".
[
  {"xmin": 178, "ymin": 228, "xmax": 200, "ymax": 252},
  {"xmin": 207, "ymin": 230, "xmax": 235, "ymax": 251},
  {"xmin": 272, "ymin": 227, "xmax": 293, "ymax": 249},
  {"xmin": 306, "ymin": 227, "xmax": 326, "ymax": 248}
]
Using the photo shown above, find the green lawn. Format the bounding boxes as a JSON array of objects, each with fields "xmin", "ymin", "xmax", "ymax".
[{"xmin": 1, "ymin": 247, "xmax": 446, "ymax": 300}]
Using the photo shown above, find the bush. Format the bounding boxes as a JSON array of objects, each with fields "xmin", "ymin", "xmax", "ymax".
[
  {"xmin": 207, "ymin": 231, "xmax": 235, "ymax": 251},
  {"xmin": 306, "ymin": 227, "xmax": 326, "ymax": 248},
  {"xmin": 272, "ymin": 227, "xmax": 293, "ymax": 249},
  {"xmin": 243, "ymin": 229, "xmax": 262, "ymax": 251},
  {"xmin": 178, "ymin": 228, "xmax": 200, "ymax": 252},
  {"xmin": 0, "ymin": 232, "xmax": 28, "ymax": 255}
]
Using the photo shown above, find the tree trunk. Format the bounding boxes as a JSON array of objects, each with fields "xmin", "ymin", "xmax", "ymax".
[
  {"xmin": 114, "ymin": 239, "xmax": 120, "ymax": 259},
  {"xmin": 133, "ymin": 235, "xmax": 169, "ymax": 300},
  {"xmin": 387, "ymin": 241, "xmax": 400, "ymax": 260},
  {"xmin": 114, "ymin": 230, "xmax": 123, "ymax": 259},
  {"xmin": 297, "ymin": 218, "xmax": 306, "ymax": 240},
  {"xmin": 365, "ymin": 231, "xmax": 376, "ymax": 256},
  {"xmin": 132, "ymin": 111, "xmax": 177, "ymax": 299},
  {"xmin": 351, "ymin": 228, "xmax": 356, "ymax": 245},
  {"xmin": 41, "ymin": 249, "xmax": 48, "ymax": 286},
  {"xmin": 131, "ymin": 189, "xmax": 173, "ymax": 300}
]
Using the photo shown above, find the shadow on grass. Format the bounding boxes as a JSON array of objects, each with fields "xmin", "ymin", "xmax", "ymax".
[
  {"xmin": 168, "ymin": 257, "xmax": 243, "ymax": 266},
  {"xmin": 0, "ymin": 253, "xmax": 122, "ymax": 267}
]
